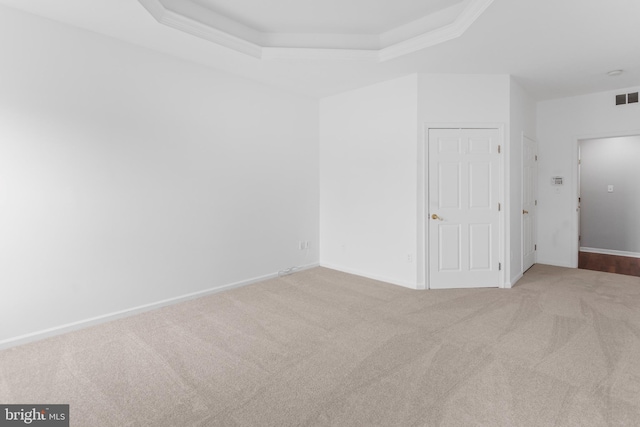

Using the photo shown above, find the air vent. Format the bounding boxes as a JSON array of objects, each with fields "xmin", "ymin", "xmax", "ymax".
[{"xmin": 616, "ymin": 92, "xmax": 639, "ymax": 105}]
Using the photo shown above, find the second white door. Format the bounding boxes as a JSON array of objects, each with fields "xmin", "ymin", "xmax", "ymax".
[{"xmin": 522, "ymin": 135, "xmax": 537, "ymax": 272}]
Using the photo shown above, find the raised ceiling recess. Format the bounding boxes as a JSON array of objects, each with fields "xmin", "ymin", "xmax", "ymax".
[{"xmin": 138, "ymin": 0, "xmax": 494, "ymax": 61}]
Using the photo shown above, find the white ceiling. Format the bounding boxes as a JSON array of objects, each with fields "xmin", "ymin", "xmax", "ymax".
[
  {"xmin": 1, "ymin": 0, "xmax": 639, "ymax": 100},
  {"xmin": 188, "ymin": 0, "xmax": 462, "ymax": 34}
]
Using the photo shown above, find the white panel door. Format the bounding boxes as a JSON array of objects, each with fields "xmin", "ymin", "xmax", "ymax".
[
  {"xmin": 428, "ymin": 128, "xmax": 501, "ymax": 289},
  {"xmin": 522, "ymin": 135, "xmax": 537, "ymax": 271}
]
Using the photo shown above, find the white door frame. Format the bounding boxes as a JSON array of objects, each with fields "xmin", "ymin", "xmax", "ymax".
[
  {"xmin": 521, "ymin": 133, "xmax": 537, "ymax": 273},
  {"xmin": 572, "ymin": 129, "xmax": 640, "ymax": 267},
  {"xmin": 419, "ymin": 123, "xmax": 507, "ymax": 290}
]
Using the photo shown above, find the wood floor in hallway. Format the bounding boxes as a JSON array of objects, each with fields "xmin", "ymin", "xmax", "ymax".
[{"xmin": 579, "ymin": 251, "xmax": 640, "ymax": 277}]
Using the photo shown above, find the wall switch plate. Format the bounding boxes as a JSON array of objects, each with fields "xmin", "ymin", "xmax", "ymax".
[{"xmin": 608, "ymin": 185, "xmax": 614, "ymax": 193}]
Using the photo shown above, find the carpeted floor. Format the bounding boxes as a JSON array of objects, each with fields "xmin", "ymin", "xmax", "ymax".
[{"xmin": 1, "ymin": 264, "xmax": 640, "ymax": 426}]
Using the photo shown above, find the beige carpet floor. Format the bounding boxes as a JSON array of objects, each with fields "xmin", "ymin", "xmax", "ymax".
[{"xmin": 2, "ymin": 265, "xmax": 640, "ymax": 426}]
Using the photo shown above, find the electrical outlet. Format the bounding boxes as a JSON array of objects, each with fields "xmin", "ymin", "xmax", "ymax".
[
  {"xmin": 407, "ymin": 254, "xmax": 413, "ymax": 263},
  {"xmin": 305, "ymin": 241, "xmax": 310, "ymax": 249}
]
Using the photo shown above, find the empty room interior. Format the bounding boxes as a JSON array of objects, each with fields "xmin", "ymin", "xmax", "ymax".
[{"xmin": 1, "ymin": 0, "xmax": 640, "ymax": 425}]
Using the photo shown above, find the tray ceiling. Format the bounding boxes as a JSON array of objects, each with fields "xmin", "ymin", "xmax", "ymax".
[
  {"xmin": 188, "ymin": 0, "xmax": 462, "ymax": 34},
  {"xmin": 138, "ymin": 0, "xmax": 493, "ymax": 61}
]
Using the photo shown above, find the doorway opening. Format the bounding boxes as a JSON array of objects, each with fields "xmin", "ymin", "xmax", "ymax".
[{"xmin": 578, "ymin": 134, "xmax": 640, "ymax": 276}]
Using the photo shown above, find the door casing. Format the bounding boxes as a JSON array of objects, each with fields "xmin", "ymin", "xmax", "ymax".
[{"xmin": 522, "ymin": 134, "xmax": 537, "ymax": 272}]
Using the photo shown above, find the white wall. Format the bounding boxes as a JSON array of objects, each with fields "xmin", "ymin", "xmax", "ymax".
[
  {"xmin": 0, "ymin": 7, "xmax": 319, "ymax": 345},
  {"xmin": 537, "ymin": 86, "xmax": 640, "ymax": 267},
  {"xmin": 319, "ymin": 75, "xmax": 419, "ymax": 288},
  {"xmin": 579, "ymin": 136, "xmax": 640, "ymax": 254},
  {"xmin": 418, "ymin": 74, "xmax": 510, "ymax": 124},
  {"xmin": 509, "ymin": 79, "xmax": 537, "ymax": 282}
]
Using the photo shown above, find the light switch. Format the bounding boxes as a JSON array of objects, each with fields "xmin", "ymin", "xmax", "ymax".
[{"xmin": 608, "ymin": 185, "xmax": 614, "ymax": 193}]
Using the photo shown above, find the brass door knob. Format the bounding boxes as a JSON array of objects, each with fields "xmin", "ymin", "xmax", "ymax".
[
  {"xmin": 431, "ymin": 214, "xmax": 443, "ymax": 220},
  {"xmin": 523, "ymin": 210, "xmax": 529, "ymax": 214}
]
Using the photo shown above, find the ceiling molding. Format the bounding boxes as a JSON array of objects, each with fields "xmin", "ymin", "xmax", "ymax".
[
  {"xmin": 138, "ymin": 0, "xmax": 262, "ymax": 58},
  {"xmin": 379, "ymin": 2, "xmax": 465, "ymax": 48},
  {"xmin": 138, "ymin": 0, "xmax": 494, "ymax": 62},
  {"xmin": 379, "ymin": 0, "xmax": 495, "ymax": 61}
]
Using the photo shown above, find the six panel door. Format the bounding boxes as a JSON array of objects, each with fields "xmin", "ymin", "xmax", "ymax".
[{"xmin": 428, "ymin": 128, "xmax": 501, "ymax": 289}]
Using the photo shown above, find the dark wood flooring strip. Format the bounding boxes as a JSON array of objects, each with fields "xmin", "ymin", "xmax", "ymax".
[{"xmin": 579, "ymin": 251, "xmax": 640, "ymax": 277}]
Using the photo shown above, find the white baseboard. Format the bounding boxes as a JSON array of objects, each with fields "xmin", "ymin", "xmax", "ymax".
[
  {"xmin": 507, "ymin": 272, "xmax": 524, "ymax": 288},
  {"xmin": 580, "ymin": 247, "xmax": 640, "ymax": 259},
  {"xmin": 319, "ymin": 262, "xmax": 418, "ymax": 290},
  {"xmin": 535, "ymin": 258, "xmax": 575, "ymax": 269},
  {"xmin": 0, "ymin": 262, "xmax": 319, "ymax": 351}
]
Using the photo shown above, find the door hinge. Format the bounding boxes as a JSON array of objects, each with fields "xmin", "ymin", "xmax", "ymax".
[
  {"xmin": 535, "ymin": 244, "xmax": 537, "ymax": 251},
  {"xmin": 499, "ymin": 262, "xmax": 502, "ymax": 271},
  {"xmin": 535, "ymin": 155, "xmax": 538, "ymax": 161},
  {"xmin": 498, "ymin": 145, "xmax": 501, "ymax": 154},
  {"xmin": 498, "ymin": 203, "xmax": 501, "ymax": 211},
  {"xmin": 535, "ymin": 200, "xmax": 537, "ymax": 206}
]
